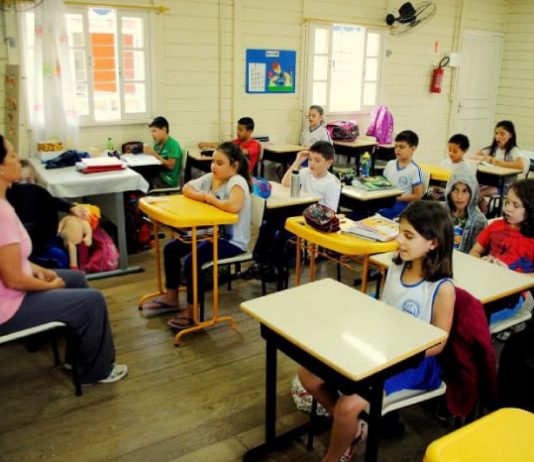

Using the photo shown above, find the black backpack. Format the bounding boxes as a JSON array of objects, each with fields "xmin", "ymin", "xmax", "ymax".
[{"xmin": 498, "ymin": 324, "xmax": 534, "ymax": 412}]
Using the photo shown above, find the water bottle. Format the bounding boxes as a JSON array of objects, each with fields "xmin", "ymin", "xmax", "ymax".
[
  {"xmin": 290, "ymin": 170, "xmax": 300, "ymax": 197},
  {"xmin": 107, "ymin": 137, "xmax": 114, "ymax": 152},
  {"xmin": 361, "ymin": 151, "xmax": 371, "ymax": 177}
]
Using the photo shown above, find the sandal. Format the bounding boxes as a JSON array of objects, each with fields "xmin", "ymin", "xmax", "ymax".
[
  {"xmin": 340, "ymin": 420, "xmax": 368, "ymax": 462},
  {"xmin": 142, "ymin": 298, "xmax": 180, "ymax": 318},
  {"xmin": 167, "ymin": 315, "xmax": 195, "ymax": 331}
]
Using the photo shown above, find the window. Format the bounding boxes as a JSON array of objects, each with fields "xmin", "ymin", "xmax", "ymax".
[
  {"xmin": 307, "ymin": 23, "xmax": 382, "ymax": 113},
  {"xmin": 21, "ymin": 6, "xmax": 151, "ymax": 125}
]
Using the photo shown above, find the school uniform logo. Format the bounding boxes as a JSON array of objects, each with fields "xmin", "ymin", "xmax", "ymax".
[
  {"xmin": 399, "ymin": 176, "xmax": 409, "ymax": 187},
  {"xmin": 402, "ymin": 299, "xmax": 420, "ymax": 318}
]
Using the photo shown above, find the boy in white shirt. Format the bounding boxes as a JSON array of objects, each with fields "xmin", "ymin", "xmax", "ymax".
[
  {"xmin": 282, "ymin": 141, "xmax": 341, "ymax": 210},
  {"xmin": 379, "ymin": 130, "xmax": 424, "ymax": 219},
  {"xmin": 441, "ymin": 134, "xmax": 472, "ymax": 172}
]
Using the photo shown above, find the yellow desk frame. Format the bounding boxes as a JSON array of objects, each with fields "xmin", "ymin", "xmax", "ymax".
[
  {"xmin": 139, "ymin": 195, "xmax": 239, "ymax": 344},
  {"xmin": 285, "ymin": 216, "xmax": 398, "ymax": 293}
]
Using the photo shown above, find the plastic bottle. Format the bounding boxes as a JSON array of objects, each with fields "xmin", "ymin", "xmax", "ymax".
[
  {"xmin": 361, "ymin": 151, "xmax": 371, "ymax": 177},
  {"xmin": 107, "ymin": 137, "xmax": 114, "ymax": 152},
  {"xmin": 290, "ymin": 170, "xmax": 300, "ymax": 197}
]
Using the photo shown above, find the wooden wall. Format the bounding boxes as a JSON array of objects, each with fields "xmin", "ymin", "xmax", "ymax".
[{"xmin": 5, "ymin": 0, "xmax": 534, "ymax": 163}]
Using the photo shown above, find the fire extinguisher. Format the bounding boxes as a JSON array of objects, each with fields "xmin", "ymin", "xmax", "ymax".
[{"xmin": 430, "ymin": 57, "xmax": 450, "ymax": 93}]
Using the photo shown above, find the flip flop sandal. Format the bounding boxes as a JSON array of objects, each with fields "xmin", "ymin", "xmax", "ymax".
[
  {"xmin": 167, "ymin": 315, "xmax": 195, "ymax": 331},
  {"xmin": 141, "ymin": 298, "xmax": 180, "ymax": 318},
  {"xmin": 340, "ymin": 420, "xmax": 368, "ymax": 462}
]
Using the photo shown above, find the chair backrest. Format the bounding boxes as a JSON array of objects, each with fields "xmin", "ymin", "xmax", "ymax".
[
  {"xmin": 250, "ymin": 193, "xmax": 266, "ymax": 229},
  {"xmin": 421, "ymin": 170, "xmax": 431, "ymax": 194},
  {"xmin": 521, "ymin": 151, "xmax": 534, "ymax": 177}
]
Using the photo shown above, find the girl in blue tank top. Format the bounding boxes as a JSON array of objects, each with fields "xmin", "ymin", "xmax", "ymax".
[{"xmin": 298, "ymin": 201, "xmax": 455, "ymax": 462}]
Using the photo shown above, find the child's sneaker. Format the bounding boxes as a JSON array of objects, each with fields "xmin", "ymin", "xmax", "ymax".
[{"xmin": 98, "ymin": 364, "xmax": 128, "ymax": 383}]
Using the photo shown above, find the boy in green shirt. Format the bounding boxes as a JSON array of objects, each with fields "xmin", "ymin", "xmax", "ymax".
[{"xmin": 144, "ymin": 116, "xmax": 183, "ymax": 188}]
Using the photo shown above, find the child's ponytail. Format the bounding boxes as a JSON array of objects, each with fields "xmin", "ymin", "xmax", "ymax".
[{"xmin": 216, "ymin": 142, "xmax": 252, "ymax": 190}]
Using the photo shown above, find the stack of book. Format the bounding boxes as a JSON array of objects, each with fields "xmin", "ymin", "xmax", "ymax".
[
  {"xmin": 342, "ymin": 214, "xmax": 399, "ymax": 242},
  {"xmin": 351, "ymin": 175, "xmax": 394, "ymax": 191},
  {"xmin": 75, "ymin": 157, "xmax": 127, "ymax": 174}
]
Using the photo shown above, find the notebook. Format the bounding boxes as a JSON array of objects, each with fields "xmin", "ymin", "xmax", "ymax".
[
  {"xmin": 75, "ymin": 157, "xmax": 127, "ymax": 173},
  {"xmin": 342, "ymin": 214, "xmax": 399, "ymax": 242},
  {"xmin": 351, "ymin": 175, "xmax": 394, "ymax": 191}
]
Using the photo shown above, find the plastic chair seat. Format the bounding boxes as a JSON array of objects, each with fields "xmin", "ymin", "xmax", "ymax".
[
  {"xmin": 382, "ymin": 381, "xmax": 447, "ymax": 415},
  {"xmin": 201, "ymin": 252, "xmax": 253, "ymax": 270},
  {"xmin": 0, "ymin": 321, "xmax": 66, "ymax": 344},
  {"xmin": 489, "ymin": 304, "xmax": 532, "ymax": 334}
]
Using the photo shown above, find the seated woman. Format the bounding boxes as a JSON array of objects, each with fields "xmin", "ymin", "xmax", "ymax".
[{"xmin": 0, "ymin": 134, "xmax": 127, "ymax": 385}]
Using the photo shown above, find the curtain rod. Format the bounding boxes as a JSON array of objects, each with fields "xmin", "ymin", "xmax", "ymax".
[
  {"xmin": 64, "ymin": 1, "xmax": 168, "ymax": 13},
  {"xmin": 303, "ymin": 17, "xmax": 387, "ymax": 29}
]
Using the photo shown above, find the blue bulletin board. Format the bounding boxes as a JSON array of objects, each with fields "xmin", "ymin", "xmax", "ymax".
[{"xmin": 246, "ymin": 49, "xmax": 296, "ymax": 94}]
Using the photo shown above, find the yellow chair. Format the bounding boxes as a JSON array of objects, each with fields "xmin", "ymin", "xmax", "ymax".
[{"xmin": 423, "ymin": 408, "xmax": 534, "ymax": 462}]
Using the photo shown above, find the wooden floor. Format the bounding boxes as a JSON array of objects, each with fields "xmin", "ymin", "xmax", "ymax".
[{"xmin": 0, "ymin": 246, "xmax": 454, "ymax": 462}]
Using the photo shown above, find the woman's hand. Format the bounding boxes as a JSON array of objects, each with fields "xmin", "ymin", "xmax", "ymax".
[
  {"xmin": 49, "ymin": 277, "xmax": 66, "ymax": 289},
  {"xmin": 31, "ymin": 264, "xmax": 58, "ymax": 282},
  {"xmin": 70, "ymin": 204, "xmax": 89, "ymax": 219}
]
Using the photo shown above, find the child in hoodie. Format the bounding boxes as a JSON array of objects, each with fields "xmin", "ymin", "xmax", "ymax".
[{"xmin": 445, "ymin": 167, "xmax": 487, "ymax": 253}]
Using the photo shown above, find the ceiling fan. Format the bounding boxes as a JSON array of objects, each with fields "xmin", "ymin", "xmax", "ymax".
[{"xmin": 385, "ymin": 1, "xmax": 437, "ymax": 36}]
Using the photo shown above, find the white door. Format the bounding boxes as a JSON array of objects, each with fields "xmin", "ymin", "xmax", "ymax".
[{"xmin": 452, "ymin": 30, "xmax": 502, "ymax": 152}]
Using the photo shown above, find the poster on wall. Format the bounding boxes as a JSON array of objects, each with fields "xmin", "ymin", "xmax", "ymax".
[{"xmin": 246, "ymin": 49, "xmax": 296, "ymax": 94}]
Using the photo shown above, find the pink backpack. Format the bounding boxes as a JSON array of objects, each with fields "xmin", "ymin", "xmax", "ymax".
[
  {"xmin": 326, "ymin": 120, "xmax": 359, "ymax": 141},
  {"xmin": 79, "ymin": 226, "xmax": 120, "ymax": 273},
  {"xmin": 366, "ymin": 106, "xmax": 394, "ymax": 145}
]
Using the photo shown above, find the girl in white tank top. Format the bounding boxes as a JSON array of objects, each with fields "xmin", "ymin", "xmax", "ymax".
[{"xmin": 298, "ymin": 201, "xmax": 456, "ymax": 462}]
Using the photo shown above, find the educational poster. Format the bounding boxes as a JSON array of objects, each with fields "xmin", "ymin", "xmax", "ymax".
[
  {"xmin": 246, "ymin": 49, "xmax": 296, "ymax": 94},
  {"xmin": 5, "ymin": 64, "xmax": 20, "ymax": 151}
]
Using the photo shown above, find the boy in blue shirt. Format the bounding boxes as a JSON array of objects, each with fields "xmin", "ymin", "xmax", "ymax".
[{"xmin": 379, "ymin": 130, "xmax": 424, "ymax": 219}]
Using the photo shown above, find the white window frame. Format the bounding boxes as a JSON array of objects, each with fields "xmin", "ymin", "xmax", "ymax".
[
  {"xmin": 19, "ymin": 6, "xmax": 153, "ymax": 127},
  {"xmin": 305, "ymin": 22, "xmax": 384, "ymax": 116}
]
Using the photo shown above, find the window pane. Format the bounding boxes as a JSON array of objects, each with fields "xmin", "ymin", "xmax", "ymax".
[
  {"xmin": 69, "ymin": 49, "xmax": 87, "ymax": 82},
  {"xmin": 122, "ymin": 50, "xmax": 145, "ymax": 81},
  {"xmin": 363, "ymin": 82, "xmax": 376, "ymax": 106},
  {"xmin": 89, "ymin": 8, "xmax": 120, "ymax": 121},
  {"xmin": 313, "ymin": 55, "xmax": 328, "ymax": 81},
  {"xmin": 314, "ymin": 28, "xmax": 328, "ymax": 54},
  {"xmin": 76, "ymin": 83, "xmax": 89, "ymax": 115},
  {"xmin": 122, "ymin": 16, "xmax": 144, "ymax": 48},
  {"xmin": 66, "ymin": 14, "xmax": 84, "ymax": 46},
  {"xmin": 312, "ymin": 81, "xmax": 327, "ymax": 107},
  {"xmin": 124, "ymin": 82, "xmax": 146, "ymax": 113},
  {"xmin": 366, "ymin": 33, "xmax": 380, "ymax": 57},
  {"xmin": 365, "ymin": 58, "xmax": 378, "ymax": 81},
  {"xmin": 330, "ymin": 25, "xmax": 364, "ymax": 112}
]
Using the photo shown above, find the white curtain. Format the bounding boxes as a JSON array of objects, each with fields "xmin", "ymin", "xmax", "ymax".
[{"xmin": 29, "ymin": 0, "xmax": 79, "ymax": 149}]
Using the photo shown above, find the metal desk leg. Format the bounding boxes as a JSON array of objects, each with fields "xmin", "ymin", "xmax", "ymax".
[
  {"xmin": 265, "ymin": 341, "xmax": 277, "ymax": 444},
  {"xmin": 364, "ymin": 380, "xmax": 385, "ymax": 462}
]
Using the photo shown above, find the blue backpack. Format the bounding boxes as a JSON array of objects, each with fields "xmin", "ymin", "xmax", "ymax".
[{"xmin": 252, "ymin": 177, "xmax": 272, "ymax": 199}]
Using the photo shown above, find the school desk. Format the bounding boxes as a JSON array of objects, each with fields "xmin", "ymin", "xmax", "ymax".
[
  {"xmin": 333, "ymin": 137, "xmax": 377, "ymax": 174},
  {"xmin": 370, "ymin": 250, "xmax": 534, "ymax": 316},
  {"xmin": 423, "ymin": 408, "xmax": 534, "ymax": 462},
  {"xmin": 241, "ymin": 278, "xmax": 448, "ymax": 462},
  {"xmin": 340, "ymin": 184, "xmax": 403, "ymax": 214},
  {"xmin": 138, "ymin": 194, "xmax": 239, "ymax": 345},
  {"xmin": 284, "ymin": 216, "xmax": 398, "ymax": 292},
  {"xmin": 260, "ymin": 143, "xmax": 306, "ymax": 177},
  {"xmin": 418, "ymin": 162, "xmax": 452, "ymax": 183},
  {"xmin": 266, "ymin": 181, "xmax": 320, "ymax": 210},
  {"xmin": 29, "ymin": 158, "xmax": 148, "ymax": 279},
  {"xmin": 184, "ymin": 148, "xmax": 212, "ymax": 182}
]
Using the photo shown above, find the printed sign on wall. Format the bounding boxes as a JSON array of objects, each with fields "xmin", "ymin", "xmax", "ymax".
[{"xmin": 246, "ymin": 49, "xmax": 296, "ymax": 94}]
